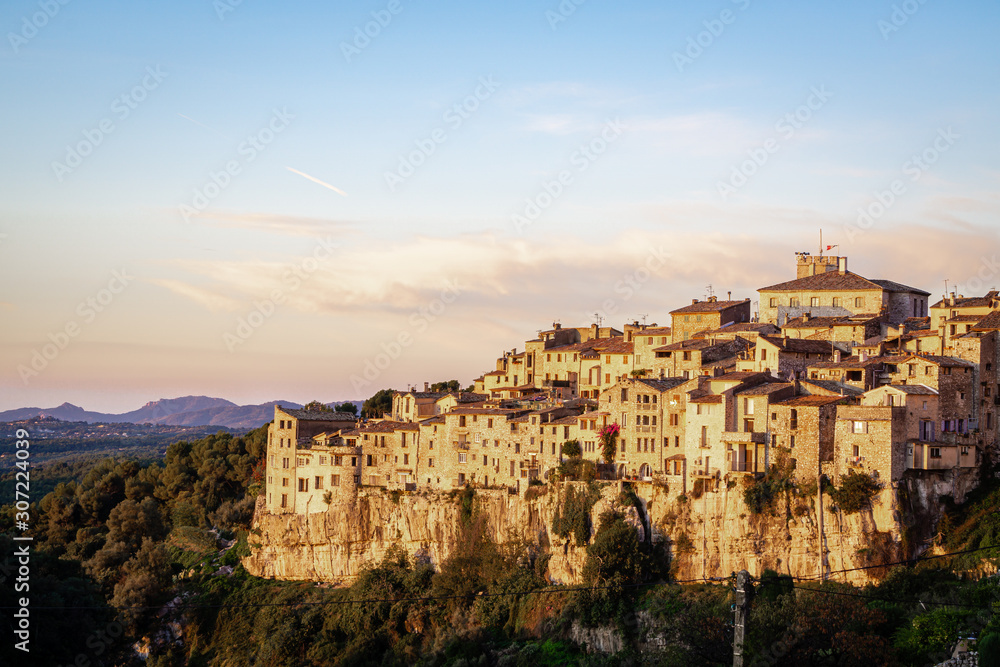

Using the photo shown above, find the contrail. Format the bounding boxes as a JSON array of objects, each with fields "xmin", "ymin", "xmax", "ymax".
[{"xmin": 286, "ymin": 167, "xmax": 348, "ymax": 197}]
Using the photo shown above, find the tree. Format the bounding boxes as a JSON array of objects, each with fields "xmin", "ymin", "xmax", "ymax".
[
  {"xmin": 335, "ymin": 402, "xmax": 358, "ymax": 415},
  {"xmin": 430, "ymin": 380, "xmax": 460, "ymax": 392},
  {"xmin": 561, "ymin": 439, "xmax": 582, "ymax": 458},
  {"xmin": 599, "ymin": 423, "xmax": 620, "ymax": 464},
  {"xmin": 361, "ymin": 389, "xmax": 394, "ymax": 418},
  {"xmin": 303, "ymin": 400, "xmax": 333, "ymax": 412}
]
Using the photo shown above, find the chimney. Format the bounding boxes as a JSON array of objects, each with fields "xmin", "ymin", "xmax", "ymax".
[
  {"xmin": 838, "ymin": 257, "xmax": 848, "ymax": 274},
  {"xmin": 424, "ymin": 381, "xmax": 429, "ymax": 391},
  {"xmin": 803, "ymin": 311, "xmax": 810, "ymax": 322},
  {"xmin": 692, "ymin": 298, "xmax": 699, "ymax": 305},
  {"xmin": 834, "ymin": 349, "xmax": 841, "ymax": 363},
  {"xmin": 949, "ymin": 292, "xmax": 956, "ymax": 306},
  {"xmin": 860, "ymin": 350, "xmax": 868, "ymax": 362},
  {"xmin": 554, "ymin": 322, "xmax": 561, "ymax": 330},
  {"xmin": 708, "ymin": 296, "xmax": 718, "ymax": 303}
]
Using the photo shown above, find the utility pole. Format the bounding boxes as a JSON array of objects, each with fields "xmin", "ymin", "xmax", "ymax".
[{"xmin": 733, "ymin": 570, "xmax": 753, "ymax": 666}]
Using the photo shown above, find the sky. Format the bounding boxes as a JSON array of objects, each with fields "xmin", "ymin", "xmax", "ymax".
[{"xmin": 1, "ymin": 0, "xmax": 999, "ymax": 412}]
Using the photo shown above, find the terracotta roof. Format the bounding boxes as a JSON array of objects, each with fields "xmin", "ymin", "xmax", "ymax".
[
  {"xmin": 782, "ymin": 316, "xmax": 852, "ymax": 329},
  {"xmin": 737, "ymin": 382, "xmax": 794, "ymax": 396},
  {"xmin": 689, "ymin": 394, "xmax": 723, "ymax": 404},
  {"xmin": 670, "ymin": 299, "xmax": 750, "ymax": 314},
  {"xmin": 704, "ymin": 322, "xmax": 779, "ymax": 335},
  {"xmin": 633, "ymin": 378, "xmax": 690, "ymax": 392},
  {"xmin": 759, "ymin": 335, "xmax": 839, "ymax": 355},
  {"xmin": 591, "ymin": 337, "xmax": 635, "ymax": 354},
  {"xmin": 759, "ymin": 271, "xmax": 882, "ymax": 293},
  {"xmin": 549, "ymin": 415, "xmax": 582, "ymax": 425},
  {"xmin": 710, "ymin": 371, "xmax": 766, "ymax": 382},
  {"xmin": 869, "ymin": 279, "xmax": 930, "ymax": 295},
  {"xmin": 655, "ymin": 339, "xmax": 714, "ymax": 352},
  {"xmin": 807, "ymin": 356, "xmax": 882, "ymax": 369},
  {"xmin": 899, "ymin": 354, "xmax": 973, "ymax": 368},
  {"xmin": 344, "ymin": 420, "xmax": 419, "ymax": 435},
  {"xmin": 400, "ymin": 391, "xmax": 448, "ymax": 399},
  {"xmin": 421, "ymin": 415, "xmax": 445, "ymax": 424},
  {"xmin": 449, "ymin": 407, "xmax": 525, "ymax": 416},
  {"xmin": 946, "ymin": 315, "xmax": 983, "ymax": 323},
  {"xmin": 636, "ymin": 326, "xmax": 672, "ymax": 336},
  {"xmin": 774, "ymin": 395, "xmax": 850, "ymax": 407},
  {"xmin": 974, "ymin": 311, "xmax": 1000, "ymax": 331},
  {"xmin": 280, "ymin": 408, "xmax": 357, "ymax": 422},
  {"xmin": 799, "ymin": 379, "xmax": 864, "ymax": 396},
  {"xmin": 882, "ymin": 384, "xmax": 938, "ymax": 395},
  {"xmin": 931, "ymin": 291, "xmax": 999, "ymax": 309}
]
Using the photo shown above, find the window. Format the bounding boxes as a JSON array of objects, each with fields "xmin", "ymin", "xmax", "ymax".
[
  {"xmin": 282, "ymin": 477, "xmax": 288, "ymax": 486},
  {"xmin": 700, "ymin": 425, "xmax": 708, "ymax": 446},
  {"xmin": 484, "ymin": 455, "xmax": 488, "ymax": 465},
  {"xmin": 790, "ymin": 297, "xmax": 800, "ymax": 307},
  {"xmin": 810, "ymin": 297, "xmax": 820, "ymax": 307},
  {"xmin": 744, "ymin": 398, "xmax": 754, "ymax": 415},
  {"xmin": 621, "ymin": 388, "xmax": 628, "ymax": 401},
  {"xmin": 314, "ymin": 476, "xmax": 323, "ymax": 489},
  {"xmin": 282, "ymin": 457, "xmax": 289, "ymax": 469},
  {"xmin": 332, "ymin": 475, "xmax": 340, "ymax": 487},
  {"xmin": 761, "ymin": 348, "xmax": 767, "ymax": 360},
  {"xmin": 790, "ymin": 435, "xmax": 795, "ymax": 448},
  {"xmin": 852, "ymin": 421, "xmax": 867, "ymax": 434},
  {"xmin": 930, "ymin": 447, "xmax": 942, "ymax": 459},
  {"xmin": 366, "ymin": 454, "xmax": 373, "ymax": 466},
  {"xmin": 488, "ymin": 418, "xmax": 493, "ymax": 428},
  {"xmin": 670, "ymin": 413, "xmax": 679, "ymax": 426},
  {"xmin": 458, "ymin": 453, "xmax": 467, "ymax": 463},
  {"xmin": 403, "ymin": 454, "xmax": 409, "ymax": 465},
  {"xmin": 769, "ymin": 297, "xmax": 777, "ymax": 307},
  {"xmin": 319, "ymin": 455, "xmax": 327, "ymax": 465},
  {"xmin": 298, "ymin": 478, "xmax": 308, "ymax": 492},
  {"xmin": 459, "ymin": 416, "xmax": 467, "ymax": 427},
  {"xmin": 832, "ymin": 297, "xmax": 841, "ymax": 307},
  {"xmin": 855, "ymin": 297, "xmax": 863, "ymax": 308},
  {"xmin": 280, "ymin": 493, "xmax": 287, "ymax": 508}
]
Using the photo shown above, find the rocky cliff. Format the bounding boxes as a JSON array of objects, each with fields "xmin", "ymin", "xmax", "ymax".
[{"xmin": 245, "ymin": 471, "xmax": 977, "ymax": 585}]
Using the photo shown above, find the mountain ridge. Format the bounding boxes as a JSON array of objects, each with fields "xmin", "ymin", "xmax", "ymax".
[{"xmin": 0, "ymin": 396, "xmax": 363, "ymax": 430}]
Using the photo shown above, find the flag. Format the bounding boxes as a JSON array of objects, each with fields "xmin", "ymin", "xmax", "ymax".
[{"xmin": 826, "ymin": 244, "xmax": 838, "ymax": 251}]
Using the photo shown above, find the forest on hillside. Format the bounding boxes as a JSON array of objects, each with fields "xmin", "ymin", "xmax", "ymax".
[{"xmin": 5, "ymin": 421, "xmax": 1000, "ymax": 665}]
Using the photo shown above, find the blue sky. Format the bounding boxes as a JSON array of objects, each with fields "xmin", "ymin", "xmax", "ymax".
[{"xmin": 2, "ymin": 0, "xmax": 999, "ymax": 411}]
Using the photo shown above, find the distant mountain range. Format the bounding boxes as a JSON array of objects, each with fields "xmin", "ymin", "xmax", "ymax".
[{"xmin": 0, "ymin": 396, "xmax": 361, "ymax": 430}]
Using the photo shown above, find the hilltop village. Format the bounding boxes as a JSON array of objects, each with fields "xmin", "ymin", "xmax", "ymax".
[{"xmin": 263, "ymin": 253, "xmax": 996, "ymax": 518}]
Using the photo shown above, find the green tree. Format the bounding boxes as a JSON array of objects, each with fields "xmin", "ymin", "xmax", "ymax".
[
  {"xmin": 303, "ymin": 400, "xmax": 333, "ymax": 412},
  {"xmin": 334, "ymin": 402, "xmax": 358, "ymax": 415},
  {"xmin": 430, "ymin": 380, "xmax": 461, "ymax": 392},
  {"xmin": 561, "ymin": 439, "xmax": 582, "ymax": 458},
  {"xmin": 362, "ymin": 388, "xmax": 394, "ymax": 418}
]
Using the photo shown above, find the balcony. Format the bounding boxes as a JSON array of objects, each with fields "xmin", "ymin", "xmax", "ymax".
[
  {"xmin": 636, "ymin": 403, "xmax": 657, "ymax": 411},
  {"xmin": 690, "ymin": 467, "xmax": 718, "ymax": 479},
  {"xmin": 453, "ymin": 440, "xmax": 470, "ymax": 450},
  {"xmin": 542, "ymin": 379, "xmax": 571, "ymax": 388},
  {"xmin": 635, "ymin": 425, "xmax": 655, "ymax": 434},
  {"xmin": 845, "ymin": 456, "xmax": 865, "ymax": 466},
  {"xmin": 722, "ymin": 431, "xmax": 766, "ymax": 444}
]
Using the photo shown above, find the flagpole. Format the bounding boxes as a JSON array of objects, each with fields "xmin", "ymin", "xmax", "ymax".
[{"xmin": 819, "ymin": 229, "xmax": 823, "ymax": 257}]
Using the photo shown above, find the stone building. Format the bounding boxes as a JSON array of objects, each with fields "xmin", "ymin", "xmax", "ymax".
[
  {"xmin": 669, "ymin": 297, "xmax": 752, "ymax": 343},
  {"xmin": 758, "ymin": 255, "xmax": 929, "ymax": 326}
]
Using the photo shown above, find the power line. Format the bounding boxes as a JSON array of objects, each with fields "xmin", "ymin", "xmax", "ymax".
[{"xmin": 790, "ymin": 543, "xmax": 1000, "ymax": 582}]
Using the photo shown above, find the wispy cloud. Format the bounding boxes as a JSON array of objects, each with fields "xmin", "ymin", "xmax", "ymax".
[{"xmin": 185, "ymin": 210, "xmax": 356, "ymax": 237}]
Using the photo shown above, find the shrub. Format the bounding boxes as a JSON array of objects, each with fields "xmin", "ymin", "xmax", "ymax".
[
  {"xmin": 560, "ymin": 439, "xmax": 582, "ymax": 458},
  {"xmin": 551, "ymin": 484, "xmax": 600, "ymax": 546},
  {"xmin": 829, "ymin": 470, "xmax": 882, "ymax": 514}
]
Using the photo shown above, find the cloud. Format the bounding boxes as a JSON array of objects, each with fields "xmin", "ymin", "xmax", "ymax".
[
  {"xmin": 150, "ymin": 279, "xmax": 243, "ymax": 312},
  {"xmin": 183, "ymin": 210, "xmax": 357, "ymax": 237}
]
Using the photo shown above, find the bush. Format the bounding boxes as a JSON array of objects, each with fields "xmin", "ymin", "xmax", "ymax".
[
  {"xmin": 560, "ymin": 439, "xmax": 582, "ymax": 458},
  {"xmin": 551, "ymin": 484, "xmax": 600, "ymax": 546},
  {"xmin": 829, "ymin": 470, "xmax": 882, "ymax": 514}
]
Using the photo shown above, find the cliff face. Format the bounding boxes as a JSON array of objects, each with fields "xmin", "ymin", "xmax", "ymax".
[{"xmin": 245, "ymin": 472, "xmax": 977, "ymax": 585}]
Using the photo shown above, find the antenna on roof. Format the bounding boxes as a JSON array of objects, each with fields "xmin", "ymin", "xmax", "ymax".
[
  {"xmin": 639, "ymin": 313, "xmax": 648, "ymax": 326},
  {"xmin": 943, "ymin": 279, "xmax": 950, "ymax": 298},
  {"xmin": 705, "ymin": 284, "xmax": 715, "ymax": 299},
  {"xmin": 593, "ymin": 313, "xmax": 604, "ymax": 327}
]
